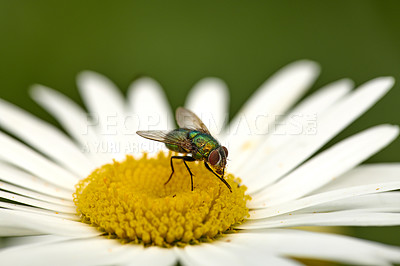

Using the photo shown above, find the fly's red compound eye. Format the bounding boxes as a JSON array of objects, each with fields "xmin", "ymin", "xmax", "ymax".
[
  {"xmin": 208, "ymin": 149, "xmax": 220, "ymax": 165},
  {"xmin": 222, "ymin": 146, "xmax": 228, "ymax": 157}
]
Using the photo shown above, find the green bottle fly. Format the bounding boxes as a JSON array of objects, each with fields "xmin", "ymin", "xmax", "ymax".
[{"xmin": 137, "ymin": 107, "xmax": 231, "ymax": 192}]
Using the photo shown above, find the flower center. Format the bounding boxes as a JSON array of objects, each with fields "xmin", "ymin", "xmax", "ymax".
[{"xmin": 73, "ymin": 152, "xmax": 250, "ymax": 247}]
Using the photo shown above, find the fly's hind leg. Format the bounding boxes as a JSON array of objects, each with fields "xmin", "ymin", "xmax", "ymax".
[{"xmin": 166, "ymin": 156, "xmax": 196, "ymax": 191}]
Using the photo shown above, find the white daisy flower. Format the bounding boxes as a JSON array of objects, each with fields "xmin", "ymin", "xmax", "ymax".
[{"xmin": 1, "ymin": 60, "xmax": 400, "ymax": 266}]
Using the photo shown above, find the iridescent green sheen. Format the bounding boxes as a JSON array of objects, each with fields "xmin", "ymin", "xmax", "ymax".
[
  {"xmin": 191, "ymin": 132, "xmax": 219, "ymax": 159},
  {"xmin": 165, "ymin": 129, "xmax": 219, "ymax": 159}
]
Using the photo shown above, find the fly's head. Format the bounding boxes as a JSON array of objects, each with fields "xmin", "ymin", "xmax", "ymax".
[{"xmin": 207, "ymin": 146, "xmax": 228, "ymax": 176}]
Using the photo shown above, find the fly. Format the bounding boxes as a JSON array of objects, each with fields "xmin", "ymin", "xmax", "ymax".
[{"xmin": 136, "ymin": 107, "xmax": 231, "ymax": 192}]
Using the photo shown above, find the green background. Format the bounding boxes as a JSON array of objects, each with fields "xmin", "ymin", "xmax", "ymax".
[{"xmin": 0, "ymin": 0, "xmax": 399, "ymax": 247}]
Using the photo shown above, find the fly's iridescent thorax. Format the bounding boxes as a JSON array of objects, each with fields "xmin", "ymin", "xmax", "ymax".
[{"xmin": 188, "ymin": 131, "xmax": 220, "ymax": 160}]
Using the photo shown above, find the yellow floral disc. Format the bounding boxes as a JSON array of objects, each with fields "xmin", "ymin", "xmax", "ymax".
[{"xmin": 73, "ymin": 152, "xmax": 250, "ymax": 247}]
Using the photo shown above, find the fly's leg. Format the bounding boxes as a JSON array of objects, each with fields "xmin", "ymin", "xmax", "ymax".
[
  {"xmin": 182, "ymin": 157, "xmax": 196, "ymax": 191},
  {"xmin": 166, "ymin": 156, "xmax": 196, "ymax": 191},
  {"xmin": 204, "ymin": 162, "xmax": 232, "ymax": 192},
  {"xmin": 165, "ymin": 156, "xmax": 180, "ymax": 185}
]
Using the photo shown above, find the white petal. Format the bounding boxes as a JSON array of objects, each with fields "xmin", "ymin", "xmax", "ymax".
[
  {"xmin": 0, "ymin": 190, "xmax": 75, "ymax": 213},
  {"xmin": 176, "ymin": 243, "xmax": 301, "ymax": 266},
  {"xmin": 0, "ymin": 132, "xmax": 78, "ymax": 190},
  {"xmin": 77, "ymin": 71, "xmax": 126, "ymax": 119},
  {"xmin": 0, "ymin": 238, "xmax": 176, "ymax": 266},
  {"xmin": 243, "ymin": 77, "xmax": 394, "ymax": 192},
  {"xmin": 316, "ymin": 163, "xmax": 400, "ymax": 193},
  {"xmin": 175, "ymin": 243, "xmax": 244, "ymax": 266},
  {"xmin": 249, "ymin": 164, "xmax": 400, "ymax": 219},
  {"xmin": 252, "ymin": 124, "xmax": 399, "ymax": 203},
  {"xmin": 127, "ymin": 77, "xmax": 173, "ymax": 156},
  {"xmin": 0, "ymin": 238, "xmax": 120, "ymax": 266},
  {"xmin": 210, "ymin": 241, "xmax": 303, "ymax": 266},
  {"xmin": 121, "ymin": 246, "xmax": 177, "ymax": 266},
  {"xmin": 238, "ymin": 211, "xmax": 400, "ymax": 229},
  {"xmin": 31, "ymin": 85, "xmax": 113, "ymax": 165},
  {"xmin": 0, "ymin": 209, "xmax": 100, "ymax": 237},
  {"xmin": 0, "ymin": 99, "xmax": 94, "ymax": 177},
  {"xmin": 0, "ymin": 201, "xmax": 77, "ymax": 220},
  {"xmin": 127, "ymin": 77, "xmax": 173, "ymax": 129},
  {"xmin": 0, "ymin": 161, "xmax": 72, "ymax": 200},
  {"xmin": 0, "ymin": 227, "xmax": 39, "ymax": 237},
  {"xmin": 229, "ymin": 229, "xmax": 400, "ymax": 265},
  {"xmin": 297, "ymin": 192, "xmax": 400, "ymax": 213},
  {"xmin": 0, "ymin": 180, "xmax": 73, "ymax": 207},
  {"xmin": 185, "ymin": 78, "xmax": 229, "ymax": 137},
  {"xmin": 263, "ymin": 78, "xmax": 353, "ymax": 148},
  {"xmin": 223, "ymin": 60, "xmax": 320, "ymax": 161},
  {"xmin": 77, "ymin": 71, "xmax": 128, "ymax": 160},
  {"xmin": 1, "ymin": 235, "xmax": 69, "ymax": 248},
  {"xmin": 230, "ymin": 78, "xmax": 352, "ymax": 173}
]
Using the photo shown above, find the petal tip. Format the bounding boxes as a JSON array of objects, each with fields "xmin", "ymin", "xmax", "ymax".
[
  {"xmin": 191, "ymin": 77, "xmax": 229, "ymax": 94},
  {"xmin": 129, "ymin": 76, "xmax": 161, "ymax": 92},
  {"xmin": 127, "ymin": 77, "xmax": 165, "ymax": 101},
  {"xmin": 76, "ymin": 70, "xmax": 108, "ymax": 91},
  {"xmin": 29, "ymin": 84, "xmax": 60, "ymax": 105},
  {"xmin": 389, "ymin": 124, "xmax": 400, "ymax": 135},
  {"xmin": 289, "ymin": 59, "xmax": 321, "ymax": 75},
  {"xmin": 371, "ymin": 76, "xmax": 395, "ymax": 90},
  {"xmin": 29, "ymin": 84, "xmax": 48, "ymax": 97},
  {"xmin": 337, "ymin": 78, "xmax": 355, "ymax": 88},
  {"xmin": 321, "ymin": 78, "xmax": 354, "ymax": 95},
  {"xmin": 77, "ymin": 70, "xmax": 99, "ymax": 80},
  {"xmin": 377, "ymin": 124, "xmax": 400, "ymax": 141}
]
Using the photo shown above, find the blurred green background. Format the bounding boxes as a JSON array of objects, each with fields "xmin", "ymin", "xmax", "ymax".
[{"xmin": 0, "ymin": 0, "xmax": 399, "ymax": 248}]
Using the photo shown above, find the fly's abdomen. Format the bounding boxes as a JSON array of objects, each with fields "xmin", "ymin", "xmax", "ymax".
[
  {"xmin": 165, "ymin": 143, "xmax": 188, "ymax": 153},
  {"xmin": 165, "ymin": 129, "xmax": 190, "ymax": 153}
]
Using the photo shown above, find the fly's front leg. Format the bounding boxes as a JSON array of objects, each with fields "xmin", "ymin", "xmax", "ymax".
[
  {"xmin": 204, "ymin": 162, "xmax": 232, "ymax": 192},
  {"xmin": 165, "ymin": 156, "xmax": 196, "ymax": 191}
]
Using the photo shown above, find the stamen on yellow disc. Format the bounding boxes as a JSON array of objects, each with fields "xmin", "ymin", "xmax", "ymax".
[{"xmin": 73, "ymin": 152, "xmax": 250, "ymax": 247}]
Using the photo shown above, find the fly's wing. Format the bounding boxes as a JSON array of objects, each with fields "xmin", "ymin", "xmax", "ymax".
[
  {"xmin": 136, "ymin": 130, "xmax": 192, "ymax": 150},
  {"xmin": 175, "ymin": 107, "xmax": 211, "ymax": 134}
]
